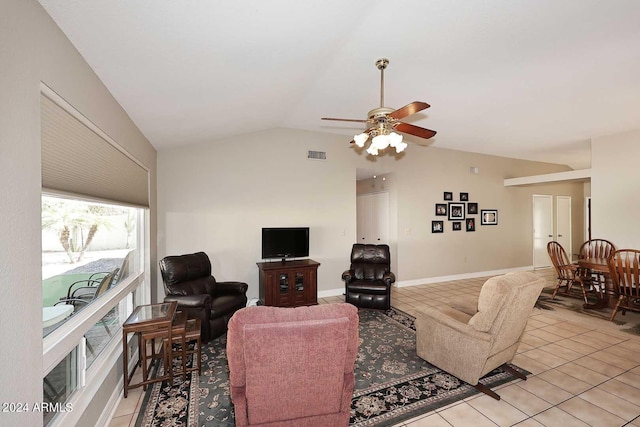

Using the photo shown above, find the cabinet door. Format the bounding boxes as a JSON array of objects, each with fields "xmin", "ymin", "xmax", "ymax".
[
  {"xmin": 277, "ymin": 271, "xmax": 292, "ymax": 306},
  {"xmin": 292, "ymin": 270, "xmax": 307, "ymax": 305}
]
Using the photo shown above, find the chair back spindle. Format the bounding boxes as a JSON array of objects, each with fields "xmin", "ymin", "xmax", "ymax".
[{"xmin": 579, "ymin": 239, "xmax": 616, "ymax": 260}]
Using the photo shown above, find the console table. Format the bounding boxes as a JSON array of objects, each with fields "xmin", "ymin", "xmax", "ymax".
[{"xmin": 257, "ymin": 259, "xmax": 320, "ymax": 307}]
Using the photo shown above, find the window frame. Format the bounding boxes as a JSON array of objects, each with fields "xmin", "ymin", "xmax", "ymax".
[
  {"xmin": 40, "ymin": 83, "xmax": 152, "ymax": 426},
  {"xmin": 42, "ymin": 270, "xmax": 144, "ymax": 375},
  {"xmin": 42, "ymin": 197, "xmax": 149, "ymax": 427}
]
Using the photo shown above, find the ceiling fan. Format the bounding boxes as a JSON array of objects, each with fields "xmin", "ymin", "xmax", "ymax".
[{"xmin": 322, "ymin": 58, "xmax": 436, "ymax": 155}]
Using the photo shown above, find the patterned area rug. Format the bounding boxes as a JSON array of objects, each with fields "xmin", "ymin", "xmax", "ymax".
[
  {"xmin": 536, "ymin": 289, "xmax": 640, "ymax": 335},
  {"xmin": 135, "ymin": 307, "xmax": 529, "ymax": 427}
]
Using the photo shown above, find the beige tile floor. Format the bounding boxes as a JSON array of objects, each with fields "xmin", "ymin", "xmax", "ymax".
[{"xmin": 110, "ymin": 269, "xmax": 640, "ymax": 427}]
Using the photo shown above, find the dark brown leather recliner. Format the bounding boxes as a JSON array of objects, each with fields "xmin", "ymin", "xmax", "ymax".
[
  {"xmin": 160, "ymin": 252, "xmax": 248, "ymax": 342},
  {"xmin": 342, "ymin": 244, "xmax": 395, "ymax": 310}
]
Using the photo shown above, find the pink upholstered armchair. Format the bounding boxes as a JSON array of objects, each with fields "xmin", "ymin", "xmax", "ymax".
[{"xmin": 226, "ymin": 303, "xmax": 359, "ymax": 427}]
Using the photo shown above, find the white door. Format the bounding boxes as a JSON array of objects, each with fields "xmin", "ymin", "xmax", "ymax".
[
  {"xmin": 533, "ymin": 195, "xmax": 554, "ymax": 269},
  {"xmin": 556, "ymin": 196, "xmax": 572, "ymax": 260},
  {"xmin": 371, "ymin": 192, "xmax": 389, "ymax": 244},
  {"xmin": 356, "ymin": 195, "xmax": 369, "ymax": 243},
  {"xmin": 356, "ymin": 192, "xmax": 389, "ymax": 244}
]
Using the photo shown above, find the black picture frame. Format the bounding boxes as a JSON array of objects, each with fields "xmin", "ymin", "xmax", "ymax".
[
  {"xmin": 466, "ymin": 218, "xmax": 476, "ymax": 232},
  {"xmin": 452, "ymin": 221, "xmax": 462, "ymax": 231},
  {"xmin": 448, "ymin": 202, "xmax": 465, "ymax": 221},
  {"xmin": 460, "ymin": 192, "xmax": 469, "ymax": 201},
  {"xmin": 444, "ymin": 191, "xmax": 453, "ymax": 201},
  {"xmin": 435, "ymin": 203, "xmax": 447, "ymax": 216},
  {"xmin": 432, "ymin": 220, "xmax": 444, "ymax": 233},
  {"xmin": 467, "ymin": 202, "xmax": 478, "ymax": 215},
  {"xmin": 481, "ymin": 209, "xmax": 498, "ymax": 225}
]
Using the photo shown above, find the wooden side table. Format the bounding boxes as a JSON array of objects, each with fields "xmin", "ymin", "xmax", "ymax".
[
  {"xmin": 140, "ymin": 311, "xmax": 189, "ymax": 384},
  {"xmin": 122, "ymin": 301, "xmax": 177, "ymax": 398},
  {"xmin": 162, "ymin": 317, "xmax": 202, "ymax": 378}
]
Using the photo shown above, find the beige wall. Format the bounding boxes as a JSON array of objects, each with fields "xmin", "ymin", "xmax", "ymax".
[
  {"xmin": 158, "ymin": 129, "xmax": 585, "ymax": 298},
  {"xmin": 391, "ymin": 147, "xmax": 584, "ymax": 280},
  {"xmin": 591, "ymin": 129, "xmax": 640, "ymax": 249},
  {"xmin": 157, "ymin": 128, "xmax": 371, "ymax": 299},
  {"xmin": 0, "ymin": 0, "xmax": 157, "ymax": 425}
]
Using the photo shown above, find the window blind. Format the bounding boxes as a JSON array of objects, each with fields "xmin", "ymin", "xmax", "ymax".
[{"xmin": 41, "ymin": 93, "xmax": 149, "ymax": 207}]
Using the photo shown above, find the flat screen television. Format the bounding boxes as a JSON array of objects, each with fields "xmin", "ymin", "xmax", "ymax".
[{"xmin": 261, "ymin": 227, "xmax": 309, "ymax": 260}]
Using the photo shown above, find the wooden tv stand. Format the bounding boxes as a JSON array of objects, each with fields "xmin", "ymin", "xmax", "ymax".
[{"xmin": 257, "ymin": 259, "xmax": 320, "ymax": 307}]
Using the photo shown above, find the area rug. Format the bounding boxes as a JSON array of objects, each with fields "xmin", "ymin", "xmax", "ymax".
[
  {"xmin": 136, "ymin": 307, "xmax": 529, "ymax": 427},
  {"xmin": 536, "ymin": 288, "xmax": 640, "ymax": 335}
]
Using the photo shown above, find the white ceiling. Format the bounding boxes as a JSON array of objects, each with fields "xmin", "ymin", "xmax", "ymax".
[{"xmin": 38, "ymin": 0, "xmax": 640, "ymax": 170}]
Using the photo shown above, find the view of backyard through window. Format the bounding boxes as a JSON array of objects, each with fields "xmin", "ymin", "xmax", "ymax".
[{"xmin": 42, "ymin": 195, "xmax": 143, "ymax": 425}]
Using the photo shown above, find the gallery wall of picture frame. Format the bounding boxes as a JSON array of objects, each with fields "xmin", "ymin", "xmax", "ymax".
[{"xmin": 431, "ymin": 191, "xmax": 498, "ymax": 233}]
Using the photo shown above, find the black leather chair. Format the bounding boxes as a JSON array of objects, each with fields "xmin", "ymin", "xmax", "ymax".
[
  {"xmin": 342, "ymin": 244, "xmax": 395, "ymax": 310},
  {"xmin": 160, "ymin": 251, "xmax": 248, "ymax": 342}
]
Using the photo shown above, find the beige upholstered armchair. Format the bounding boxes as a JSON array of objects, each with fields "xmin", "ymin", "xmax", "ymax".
[
  {"xmin": 414, "ymin": 272, "xmax": 545, "ymax": 399},
  {"xmin": 227, "ymin": 303, "xmax": 359, "ymax": 427}
]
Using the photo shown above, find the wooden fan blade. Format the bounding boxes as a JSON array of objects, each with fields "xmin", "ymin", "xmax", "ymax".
[
  {"xmin": 321, "ymin": 117, "xmax": 368, "ymax": 123},
  {"xmin": 388, "ymin": 101, "xmax": 430, "ymax": 120},
  {"xmin": 394, "ymin": 122, "xmax": 437, "ymax": 140}
]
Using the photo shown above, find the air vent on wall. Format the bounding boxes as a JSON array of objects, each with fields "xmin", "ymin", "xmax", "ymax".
[{"xmin": 307, "ymin": 150, "xmax": 327, "ymax": 160}]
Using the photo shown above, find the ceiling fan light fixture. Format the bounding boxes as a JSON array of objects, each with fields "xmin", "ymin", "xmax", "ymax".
[
  {"xmin": 395, "ymin": 141, "xmax": 408, "ymax": 153},
  {"xmin": 372, "ymin": 133, "xmax": 390, "ymax": 150},
  {"xmin": 354, "ymin": 133, "xmax": 369, "ymax": 147},
  {"xmin": 321, "ymin": 58, "xmax": 436, "ymax": 157},
  {"xmin": 388, "ymin": 132, "xmax": 403, "ymax": 148}
]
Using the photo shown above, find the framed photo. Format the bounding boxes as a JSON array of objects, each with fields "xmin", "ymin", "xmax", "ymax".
[
  {"xmin": 432, "ymin": 220, "xmax": 444, "ymax": 233},
  {"xmin": 452, "ymin": 221, "xmax": 462, "ymax": 231},
  {"xmin": 466, "ymin": 218, "xmax": 476, "ymax": 232},
  {"xmin": 481, "ymin": 209, "xmax": 498, "ymax": 225},
  {"xmin": 467, "ymin": 202, "xmax": 478, "ymax": 215},
  {"xmin": 444, "ymin": 191, "xmax": 453, "ymax": 201},
  {"xmin": 447, "ymin": 202, "xmax": 465, "ymax": 221},
  {"xmin": 460, "ymin": 192, "xmax": 469, "ymax": 201},
  {"xmin": 435, "ymin": 203, "xmax": 447, "ymax": 216}
]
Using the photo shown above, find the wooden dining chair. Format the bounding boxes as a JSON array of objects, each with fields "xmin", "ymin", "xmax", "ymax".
[
  {"xmin": 578, "ymin": 239, "xmax": 616, "ymax": 295},
  {"xmin": 547, "ymin": 241, "xmax": 588, "ymax": 304},
  {"xmin": 607, "ymin": 249, "xmax": 640, "ymax": 321}
]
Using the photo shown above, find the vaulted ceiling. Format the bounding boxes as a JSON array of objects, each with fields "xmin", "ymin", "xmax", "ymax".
[{"xmin": 38, "ymin": 0, "xmax": 640, "ymax": 169}]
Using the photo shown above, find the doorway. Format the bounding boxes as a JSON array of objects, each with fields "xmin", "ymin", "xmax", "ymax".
[
  {"xmin": 585, "ymin": 197, "xmax": 592, "ymax": 241},
  {"xmin": 532, "ymin": 195, "xmax": 553, "ymax": 269}
]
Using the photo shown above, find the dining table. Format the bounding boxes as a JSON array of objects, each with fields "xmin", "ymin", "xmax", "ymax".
[{"xmin": 577, "ymin": 257, "xmax": 614, "ymax": 309}]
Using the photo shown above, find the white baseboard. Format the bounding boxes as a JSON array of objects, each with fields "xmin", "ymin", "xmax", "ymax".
[
  {"xmin": 395, "ymin": 266, "xmax": 534, "ymax": 287},
  {"xmin": 97, "ymin": 379, "xmax": 124, "ymax": 427},
  {"xmin": 318, "ymin": 288, "xmax": 344, "ymax": 298},
  {"xmin": 98, "ymin": 348, "xmax": 141, "ymax": 426},
  {"xmin": 318, "ymin": 266, "xmax": 534, "ymax": 298}
]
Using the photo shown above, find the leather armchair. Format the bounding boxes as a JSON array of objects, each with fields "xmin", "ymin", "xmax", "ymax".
[
  {"xmin": 342, "ymin": 244, "xmax": 395, "ymax": 310},
  {"xmin": 227, "ymin": 303, "xmax": 359, "ymax": 427},
  {"xmin": 159, "ymin": 251, "xmax": 248, "ymax": 342}
]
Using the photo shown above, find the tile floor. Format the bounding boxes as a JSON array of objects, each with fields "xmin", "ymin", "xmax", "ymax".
[{"xmin": 109, "ymin": 269, "xmax": 640, "ymax": 427}]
